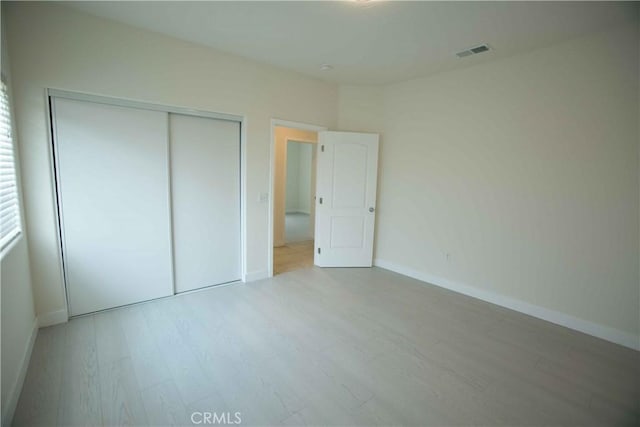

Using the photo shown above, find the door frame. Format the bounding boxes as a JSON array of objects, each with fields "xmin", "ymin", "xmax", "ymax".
[
  {"xmin": 268, "ymin": 119, "xmax": 327, "ymax": 277},
  {"xmin": 47, "ymin": 88, "xmax": 248, "ymax": 318}
]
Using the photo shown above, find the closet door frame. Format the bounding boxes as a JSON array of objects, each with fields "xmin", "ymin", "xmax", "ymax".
[{"xmin": 46, "ymin": 88, "xmax": 247, "ymax": 318}]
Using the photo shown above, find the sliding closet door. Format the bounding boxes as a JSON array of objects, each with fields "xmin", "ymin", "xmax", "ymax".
[
  {"xmin": 54, "ymin": 98, "xmax": 173, "ymax": 316},
  {"xmin": 170, "ymin": 114, "xmax": 241, "ymax": 292}
]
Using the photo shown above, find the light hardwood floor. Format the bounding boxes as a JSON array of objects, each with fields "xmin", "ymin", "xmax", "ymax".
[
  {"xmin": 13, "ymin": 267, "xmax": 640, "ymax": 426},
  {"xmin": 273, "ymin": 240, "xmax": 313, "ymax": 275}
]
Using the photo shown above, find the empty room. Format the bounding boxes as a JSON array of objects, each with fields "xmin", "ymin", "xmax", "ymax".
[{"xmin": 1, "ymin": 1, "xmax": 639, "ymax": 426}]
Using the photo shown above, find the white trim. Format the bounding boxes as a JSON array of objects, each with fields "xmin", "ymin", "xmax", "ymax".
[
  {"xmin": 37, "ymin": 309, "xmax": 68, "ymax": 327},
  {"xmin": 271, "ymin": 119, "xmax": 328, "ymax": 132},
  {"xmin": 46, "ymin": 90, "xmax": 72, "ymax": 320},
  {"xmin": 244, "ymin": 269, "xmax": 269, "ymax": 282},
  {"xmin": 174, "ymin": 280, "xmax": 242, "ymax": 296},
  {"xmin": 240, "ymin": 117, "xmax": 248, "ymax": 282},
  {"xmin": 165, "ymin": 113, "xmax": 177, "ymax": 295},
  {"xmin": 47, "ymin": 89, "xmax": 242, "ymax": 123},
  {"xmin": 286, "ymin": 137, "xmax": 317, "ymax": 145},
  {"xmin": 2, "ymin": 317, "xmax": 38, "ymax": 426},
  {"xmin": 268, "ymin": 119, "xmax": 327, "ymax": 277},
  {"xmin": 374, "ymin": 258, "xmax": 640, "ymax": 351}
]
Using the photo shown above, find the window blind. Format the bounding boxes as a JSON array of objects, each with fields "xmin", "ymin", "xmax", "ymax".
[{"xmin": 0, "ymin": 79, "xmax": 21, "ymax": 251}]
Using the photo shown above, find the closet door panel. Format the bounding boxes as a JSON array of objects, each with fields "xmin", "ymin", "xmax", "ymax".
[
  {"xmin": 170, "ymin": 114, "xmax": 241, "ymax": 292},
  {"xmin": 54, "ymin": 98, "xmax": 173, "ymax": 316}
]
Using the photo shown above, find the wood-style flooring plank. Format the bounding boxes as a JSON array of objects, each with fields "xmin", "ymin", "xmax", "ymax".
[
  {"xmin": 12, "ymin": 325, "xmax": 66, "ymax": 426},
  {"xmin": 118, "ymin": 306, "xmax": 172, "ymax": 390},
  {"xmin": 56, "ymin": 316, "xmax": 102, "ymax": 426},
  {"xmin": 141, "ymin": 299, "xmax": 217, "ymax": 406},
  {"xmin": 140, "ymin": 380, "xmax": 189, "ymax": 427},
  {"xmin": 98, "ymin": 357, "xmax": 148, "ymax": 426}
]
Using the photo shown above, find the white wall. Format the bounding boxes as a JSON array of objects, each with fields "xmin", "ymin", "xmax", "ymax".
[
  {"xmin": 298, "ymin": 143, "xmax": 313, "ymax": 215},
  {"xmin": 1, "ymin": 240, "xmax": 37, "ymax": 426},
  {"xmin": 343, "ymin": 24, "xmax": 639, "ymax": 347},
  {"xmin": 285, "ymin": 141, "xmax": 312, "ymax": 214},
  {"xmin": 5, "ymin": 2, "xmax": 337, "ymax": 318},
  {"xmin": 273, "ymin": 127, "xmax": 317, "ymax": 247},
  {"xmin": 0, "ymin": 9, "xmax": 37, "ymax": 424},
  {"xmin": 285, "ymin": 142, "xmax": 301, "ymax": 213},
  {"xmin": 338, "ymin": 85, "xmax": 384, "ymax": 134}
]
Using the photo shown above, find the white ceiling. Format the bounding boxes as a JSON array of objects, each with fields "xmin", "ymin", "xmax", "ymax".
[{"xmin": 65, "ymin": 1, "xmax": 638, "ymax": 85}]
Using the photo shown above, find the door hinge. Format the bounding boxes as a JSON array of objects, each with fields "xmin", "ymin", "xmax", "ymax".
[
  {"xmin": 319, "ymin": 197, "xmax": 323, "ymax": 204},
  {"xmin": 321, "ymin": 145, "xmax": 325, "ymax": 152},
  {"xmin": 317, "ymin": 247, "xmax": 321, "ymax": 254}
]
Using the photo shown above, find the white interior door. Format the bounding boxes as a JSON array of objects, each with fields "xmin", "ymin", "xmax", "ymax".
[
  {"xmin": 170, "ymin": 114, "xmax": 241, "ymax": 292},
  {"xmin": 314, "ymin": 131, "xmax": 379, "ymax": 267},
  {"xmin": 53, "ymin": 98, "xmax": 173, "ymax": 316}
]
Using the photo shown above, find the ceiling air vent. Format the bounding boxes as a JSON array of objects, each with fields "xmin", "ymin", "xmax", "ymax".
[{"xmin": 455, "ymin": 44, "xmax": 491, "ymax": 59}]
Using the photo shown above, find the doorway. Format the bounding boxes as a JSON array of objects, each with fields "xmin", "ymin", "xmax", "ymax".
[
  {"xmin": 271, "ymin": 124, "xmax": 321, "ymax": 275},
  {"xmin": 285, "ymin": 141, "xmax": 314, "ymax": 242},
  {"xmin": 269, "ymin": 120, "xmax": 380, "ymax": 276}
]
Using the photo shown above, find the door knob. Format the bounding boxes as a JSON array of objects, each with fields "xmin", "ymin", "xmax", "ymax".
[{"xmin": 369, "ymin": 207, "xmax": 375, "ymax": 213}]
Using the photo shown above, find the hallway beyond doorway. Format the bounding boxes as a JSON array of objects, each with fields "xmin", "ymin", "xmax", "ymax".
[{"xmin": 285, "ymin": 212, "xmax": 312, "ymax": 243}]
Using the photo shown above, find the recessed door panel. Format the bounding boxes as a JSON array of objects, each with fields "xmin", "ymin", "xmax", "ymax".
[{"xmin": 332, "ymin": 144, "xmax": 368, "ymax": 209}]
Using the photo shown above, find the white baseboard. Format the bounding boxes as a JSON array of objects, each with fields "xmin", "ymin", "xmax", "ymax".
[
  {"xmin": 373, "ymin": 258, "xmax": 640, "ymax": 351},
  {"xmin": 37, "ymin": 308, "xmax": 68, "ymax": 327},
  {"xmin": 2, "ymin": 317, "xmax": 38, "ymax": 426},
  {"xmin": 244, "ymin": 270, "xmax": 269, "ymax": 282}
]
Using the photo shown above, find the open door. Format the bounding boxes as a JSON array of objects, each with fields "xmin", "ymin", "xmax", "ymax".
[{"xmin": 314, "ymin": 131, "xmax": 379, "ymax": 267}]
